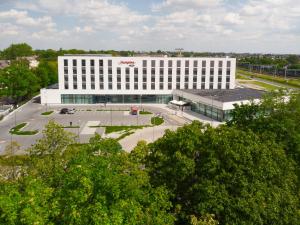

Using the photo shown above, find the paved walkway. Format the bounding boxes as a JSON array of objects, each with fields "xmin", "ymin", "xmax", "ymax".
[{"xmin": 119, "ymin": 125, "xmax": 179, "ymax": 152}]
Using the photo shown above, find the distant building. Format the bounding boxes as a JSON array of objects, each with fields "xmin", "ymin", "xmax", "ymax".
[
  {"xmin": 0, "ymin": 60, "xmax": 10, "ymax": 69},
  {"xmin": 17, "ymin": 56, "xmax": 39, "ymax": 68}
]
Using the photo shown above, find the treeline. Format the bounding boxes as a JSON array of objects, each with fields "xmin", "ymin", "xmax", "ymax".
[
  {"xmin": 0, "ymin": 91, "xmax": 299, "ymax": 224},
  {"xmin": 239, "ymin": 55, "xmax": 300, "ymax": 69}
]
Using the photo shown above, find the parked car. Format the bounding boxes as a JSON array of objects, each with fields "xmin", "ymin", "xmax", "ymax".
[
  {"xmin": 60, "ymin": 108, "xmax": 75, "ymax": 114},
  {"xmin": 60, "ymin": 108, "xmax": 69, "ymax": 114}
]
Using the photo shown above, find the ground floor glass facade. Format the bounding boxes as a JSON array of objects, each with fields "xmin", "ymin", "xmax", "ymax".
[
  {"xmin": 179, "ymin": 97, "xmax": 232, "ymax": 122},
  {"xmin": 61, "ymin": 94, "xmax": 172, "ymax": 104}
]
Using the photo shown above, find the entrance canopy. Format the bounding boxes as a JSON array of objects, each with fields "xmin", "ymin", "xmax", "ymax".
[{"xmin": 169, "ymin": 100, "xmax": 189, "ymax": 106}]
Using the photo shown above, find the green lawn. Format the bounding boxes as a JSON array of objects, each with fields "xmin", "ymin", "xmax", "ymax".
[
  {"xmin": 10, "ymin": 123, "xmax": 39, "ymax": 135},
  {"xmin": 151, "ymin": 117, "xmax": 164, "ymax": 126},
  {"xmin": 237, "ymin": 69, "xmax": 300, "ymax": 88},
  {"xmin": 63, "ymin": 126, "xmax": 80, "ymax": 128},
  {"xmin": 239, "ymin": 80, "xmax": 279, "ymax": 91},
  {"xmin": 41, "ymin": 111, "xmax": 54, "ymax": 116},
  {"xmin": 116, "ymin": 131, "xmax": 135, "ymax": 141},
  {"xmin": 139, "ymin": 111, "xmax": 153, "ymax": 115}
]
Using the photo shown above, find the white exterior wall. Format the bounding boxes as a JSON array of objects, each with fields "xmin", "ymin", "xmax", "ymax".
[{"xmin": 41, "ymin": 55, "xmax": 236, "ymax": 104}]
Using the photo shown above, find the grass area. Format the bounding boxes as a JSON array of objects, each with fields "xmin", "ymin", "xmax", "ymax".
[
  {"xmin": 239, "ymin": 80, "xmax": 279, "ymax": 91},
  {"xmin": 236, "ymin": 74, "xmax": 251, "ymax": 80},
  {"xmin": 63, "ymin": 126, "xmax": 80, "ymax": 128},
  {"xmin": 10, "ymin": 123, "xmax": 39, "ymax": 135},
  {"xmin": 89, "ymin": 125, "xmax": 147, "ymax": 134},
  {"xmin": 116, "ymin": 131, "xmax": 135, "ymax": 141},
  {"xmin": 139, "ymin": 111, "xmax": 153, "ymax": 115},
  {"xmin": 41, "ymin": 111, "xmax": 54, "ymax": 116},
  {"xmin": 151, "ymin": 117, "xmax": 164, "ymax": 126},
  {"xmin": 238, "ymin": 69, "xmax": 300, "ymax": 88}
]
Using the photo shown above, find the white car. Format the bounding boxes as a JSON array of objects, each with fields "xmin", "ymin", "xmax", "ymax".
[{"xmin": 67, "ymin": 108, "xmax": 76, "ymax": 114}]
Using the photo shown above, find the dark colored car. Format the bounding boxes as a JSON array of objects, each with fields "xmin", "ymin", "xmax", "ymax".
[{"xmin": 60, "ymin": 108, "xmax": 69, "ymax": 114}]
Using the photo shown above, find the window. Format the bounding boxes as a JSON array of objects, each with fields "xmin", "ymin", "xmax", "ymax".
[
  {"xmin": 193, "ymin": 69, "xmax": 197, "ymax": 75},
  {"xmin": 226, "ymin": 69, "xmax": 230, "ymax": 76},
  {"xmin": 226, "ymin": 77, "xmax": 230, "ymax": 82},
  {"xmin": 176, "ymin": 83, "xmax": 180, "ymax": 89},
  {"xmin": 134, "ymin": 68, "xmax": 138, "ymax": 75},
  {"xmin": 185, "ymin": 68, "xmax": 189, "ymax": 75},
  {"xmin": 168, "ymin": 83, "xmax": 172, "ymax": 90},
  {"xmin": 134, "ymin": 83, "xmax": 138, "ymax": 90},
  {"xmin": 73, "ymin": 69, "xmax": 77, "ymax": 74},
  {"xmin": 176, "ymin": 68, "xmax": 180, "ymax": 75},
  {"xmin": 151, "ymin": 83, "xmax": 155, "ymax": 90},
  {"xmin": 193, "ymin": 83, "xmax": 197, "ymax": 89},
  {"xmin": 82, "ymin": 59, "xmax": 86, "ymax": 67},
  {"xmin": 126, "ymin": 83, "xmax": 130, "ymax": 90},
  {"xmin": 117, "ymin": 83, "xmax": 121, "ymax": 89},
  {"xmin": 202, "ymin": 68, "xmax": 206, "ymax": 75},
  {"xmin": 117, "ymin": 76, "xmax": 121, "ymax": 82},
  {"xmin": 64, "ymin": 59, "xmax": 68, "ymax": 66},
  {"xmin": 90, "ymin": 59, "xmax": 95, "ymax": 67},
  {"xmin": 176, "ymin": 76, "xmax": 180, "ymax": 82},
  {"xmin": 82, "ymin": 83, "xmax": 86, "ymax": 89},
  {"xmin": 201, "ymin": 84, "xmax": 205, "ymax": 89},
  {"xmin": 159, "ymin": 83, "xmax": 164, "ymax": 90},
  {"xmin": 108, "ymin": 83, "xmax": 112, "ymax": 90},
  {"xmin": 218, "ymin": 77, "xmax": 222, "ymax": 82},
  {"xmin": 227, "ymin": 61, "xmax": 231, "ymax": 67},
  {"xmin": 202, "ymin": 61, "xmax": 206, "ymax": 67},
  {"xmin": 143, "ymin": 83, "xmax": 147, "ymax": 89},
  {"xmin": 151, "ymin": 60, "xmax": 155, "ymax": 67},
  {"xmin": 210, "ymin": 61, "xmax": 214, "ymax": 67},
  {"xmin": 99, "ymin": 83, "xmax": 104, "ymax": 89},
  {"xmin": 72, "ymin": 59, "xmax": 77, "ymax": 66},
  {"xmin": 151, "ymin": 68, "xmax": 155, "ymax": 75},
  {"xmin": 91, "ymin": 83, "xmax": 95, "ymax": 89},
  {"xmin": 210, "ymin": 77, "xmax": 214, "ymax": 82},
  {"xmin": 126, "ymin": 68, "xmax": 130, "ymax": 75},
  {"xmin": 218, "ymin": 61, "xmax": 223, "ymax": 67},
  {"xmin": 108, "ymin": 76, "xmax": 112, "ymax": 82},
  {"xmin": 226, "ymin": 83, "xmax": 230, "ymax": 89},
  {"xmin": 184, "ymin": 83, "xmax": 188, "ymax": 89},
  {"xmin": 143, "ymin": 60, "xmax": 147, "ymax": 67},
  {"xmin": 160, "ymin": 60, "xmax": 164, "ymax": 67},
  {"xmin": 82, "ymin": 68, "xmax": 86, "ymax": 74},
  {"xmin": 209, "ymin": 84, "xmax": 213, "ymax": 89},
  {"xmin": 218, "ymin": 84, "xmax": 221, "ymax": 89},
  {"xmin": 168, "ymin": 76, "xmax": 172, "ymax": 82},
  {"xmin": 193, "ymin": 60, "xmax": 198, "ymax": 67},
  {"xmin": 193, "ymin": 76, "xmax": 197, "ymax": 82},
  {"xmin": 99, "ymin": 60, "xmax": 103, "ymax": 67},
  {"xmin": 218, "ymin": 69, "xmax": 222, "ymax": 76},
  {"xmin": 143, "ymin": 76, "xmax": 147, "ymax": 82},
  {"xmin": 99, "ymin": 69, "xmax": 103, "ymax": 75},
  {"xmin": 185, "ymin": 60, "xmax": 189, "ymax": 67},
  {"xmin": 168, "ymin": 68, "xmax": 172, "ymax": 75},
  {"xmin": 64, "ymin": 75, "xmax": 68, "ymax": 81},
  {"xmin": 143, "ymin": 68, "xmax": 147, "ymax": 75},
  {"xmin": 117, "ymin": 67, "xmax": 121, "ymax": 75},
  {"xmin": 64, "ymin": 83, "xmax": 69, "ymax": 89},
  {"xmin": 210, "ymin": 68, "xmax": 214, "ymax": 76},
  {"xmin": 177, "ymin": 60, "xmax": 181, "ymax": 67},
  {"xmin": 108, "ymin": 68, "xmax": 112, "ymax": 75},
  {"xmin": 64, "ymin": 69, "xmax": 68, "ymax": 74},
  {"xmin": 73, "ymin": 83, "xmax": 78, "ymax": 89},
  {"xmin": 108, "ymin": 60, "xmax": 112, "ymax": 67},
  {"xmin": 91, "ymin": 75, "xmax": 95, "ymax": 82},
  {"xmin": 160, "ymin": 68, "xmax": 164, "ymax": 75},
  {"xmin": 91, "ymin": 68, "xmax": 95, "ymax": 75},
  {"xmin": 201, "ymin": 77, "xmax": 205, "ymax": 82},
  {"xmin": 168, "ymin": 60, "xmax": 172, "ymax": 67}
]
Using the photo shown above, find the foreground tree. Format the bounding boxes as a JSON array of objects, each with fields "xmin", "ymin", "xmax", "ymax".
[
  {"xmin": 1, "ymin": 43, "xmax": 33, "ymax": 60},
  {"xmin": 0, "ymin": 122, "xmax": 174, "ymax": 225},
  {"xmin": 145, "ymin": 121, "xmax": 299, "ymax": 224}
]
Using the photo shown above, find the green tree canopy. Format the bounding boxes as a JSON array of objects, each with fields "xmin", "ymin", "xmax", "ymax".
[
  {"xmin": 0, "ymin": 60, "xmax": 40, "ymax": 104},
  {"xmin": 1, "ymin": 43, "xmax": 33, "ymax": 60},
  {"xmin": 145, "ymin": 121, "xmax": 299, "ymax": 224}
]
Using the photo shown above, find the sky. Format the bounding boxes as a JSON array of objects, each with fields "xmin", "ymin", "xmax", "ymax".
[{"xmin": 0, "ymin": 0, "xmax": 300, "ymax": 53}]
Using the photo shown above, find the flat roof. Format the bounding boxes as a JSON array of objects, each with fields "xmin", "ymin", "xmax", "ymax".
[{"xmin": 179, "ymin": 88, "xmax": 265, "ymax": 102}]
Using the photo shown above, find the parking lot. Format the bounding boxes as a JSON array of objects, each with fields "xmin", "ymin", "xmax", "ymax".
[{"xmin": 0, "ymin": 97, "xmax": 189, "ymax": 154}]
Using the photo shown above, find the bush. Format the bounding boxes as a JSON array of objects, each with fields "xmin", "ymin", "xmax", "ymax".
[
  {"xmin": 10, "ymin": 123, "xmax": 39, "ymax": 135},
  {"xmin": 41, "ymin": 111, "xmax": 53, "ymax": 116},
  {"xmin": 151, "ymin": 117, "xmax": 164, "ymax": 126}
]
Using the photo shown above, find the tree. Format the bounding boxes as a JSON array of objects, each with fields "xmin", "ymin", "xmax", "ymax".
[
  {"xmin": 286, "ymin": 55, "xmax": 299, "ymax": 65},
  {"xmin": 2, "ymin": 43, "xmax": 33, "ymax": 60},
  {"xmin": 34, "ymin": 60, "xmax": 58, "ymax": 87},
  {"xmin": 0, "ymin": 60, "xmax": 40, "ymax": 104},
  {"xmin": 0, "ymin": 125, "xmax": 175, "ymax": 224},
  {"xmin": 146, "ymin": 121, "xmax": 300, "ymax": 224}
]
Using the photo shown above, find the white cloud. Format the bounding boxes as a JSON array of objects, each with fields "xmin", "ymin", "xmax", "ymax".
[
  {"xmin": 152, "ymin": 0, "xmax": 222, "ymax": 11},
  {"xmin": 224, "ymin": 13, "xmax": 244, "ymax": 25}
]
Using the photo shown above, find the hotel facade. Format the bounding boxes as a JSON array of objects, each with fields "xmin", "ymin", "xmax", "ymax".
[{"xmin": 40, "ymin": 55, "xmax": 236, "ymax": 105}]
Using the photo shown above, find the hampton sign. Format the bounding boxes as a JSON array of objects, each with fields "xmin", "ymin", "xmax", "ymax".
[{"xmin": 119, "ymin": 60, "xmax": 135, "ymax": 67}]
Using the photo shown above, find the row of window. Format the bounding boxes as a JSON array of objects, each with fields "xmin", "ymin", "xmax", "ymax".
[
  {"xmin": 64, "ymin": 59, "xmax": 232, "ymax": 68},
  {"xmin": 63, "ymin": 77, "xmax": 231, "ymax": 90},
  {"xmin": 64, "ymin": 67, "xmax": 231, "ymax": 76}
]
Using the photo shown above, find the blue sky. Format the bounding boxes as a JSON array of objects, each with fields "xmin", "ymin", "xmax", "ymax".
[{"xmin": 0, "ymin": 0, "xmax": 300, "ymax": 53}]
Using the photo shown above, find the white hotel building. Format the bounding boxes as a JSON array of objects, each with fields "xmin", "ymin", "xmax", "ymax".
[
  {"xmin": 41, "ymin": 55, "xmax": 236, "ymax": 105},
  {"xmin": 40, "ymin": 55, "xmax": 265, "ymax": 121}
]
